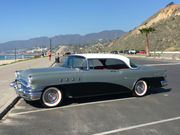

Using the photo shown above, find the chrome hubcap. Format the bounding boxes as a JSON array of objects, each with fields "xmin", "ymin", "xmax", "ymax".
[
  {"xmin": 136, "ymin": 82, "xmax": 145, "ymax": 94},
  {"xmin": 44, "ymin": 90, "xmax": 59, "ymax": 104}
]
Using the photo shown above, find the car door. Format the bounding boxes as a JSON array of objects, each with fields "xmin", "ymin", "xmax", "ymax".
[
  {"xmin": 78, "ymin": 58, "xmax": 130, "ymax": 96},
  {"xmin": 60, "ymin": 56, "xmax": 88, "ymax": 97}
]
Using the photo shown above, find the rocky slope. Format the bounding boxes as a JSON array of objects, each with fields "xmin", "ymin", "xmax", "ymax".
[{"xmin": 109, "ymin": 4, "xmax": 180, "ymax": 51}]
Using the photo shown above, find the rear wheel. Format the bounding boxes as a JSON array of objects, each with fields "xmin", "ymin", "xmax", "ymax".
[
  {"xmin": 41, "ymin": 87, "xmax": 63, "ymax": 108},
  {"xmin": 133, "ymin": 80, "xmax": 147, "ymax": 97}
]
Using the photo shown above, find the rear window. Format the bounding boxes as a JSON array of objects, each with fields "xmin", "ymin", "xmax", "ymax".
[
  {"xmin": 88, "ymin": 59, "xmax": 129, "ymax": 70},
  {"xmin": 130, "ymin": 61, "xmax": 137, "ymax": 68}
]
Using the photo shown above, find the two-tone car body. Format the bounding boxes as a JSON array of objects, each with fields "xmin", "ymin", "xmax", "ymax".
[{"xmin": 10, "ymin": 53, "xmax": 168, "ymax": 107}]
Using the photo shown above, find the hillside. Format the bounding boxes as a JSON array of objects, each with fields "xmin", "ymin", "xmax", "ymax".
[
  {"xmin": 0, "ymin": 30, "xmax": 125, "ymax": 52},
  {"xmin": 109, "ymin": 4, "xmax": 180, "ymax": 51}
]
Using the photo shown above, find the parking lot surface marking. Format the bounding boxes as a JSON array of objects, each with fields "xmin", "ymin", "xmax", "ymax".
[
  {"xmin": 13, "ymin": 97, "xmax": 136, "ymax": 116},
  {"xmin": 1, "ymin": 58, "xmax": 179, "ymax": 135},
  {"xmin": 145, "ymin": 62, "xmax": 180, "ymax": 66},
  {"xmin": 93, "ymin": 116, "xmax": 180, "ymax": 135}
]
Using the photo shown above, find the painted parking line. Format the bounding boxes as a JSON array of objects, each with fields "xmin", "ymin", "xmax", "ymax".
[
  {"xmin": 13, "ymin": 97, "xmax": 136, "ymax": 115},
  {"xmin": 93, "ymin": 116, "xmax": 180, "ymax": 135},
  {"xmin": 145, "ymin": 63, "xmax": 180, "ymax": 66}
]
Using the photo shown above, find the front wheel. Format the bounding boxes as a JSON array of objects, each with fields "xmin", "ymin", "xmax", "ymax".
[
  {"xmin": 41, "ymin": 87, "xmax": 63, "ymax": 108},
  {"xmin": 133, "ymin": 80, "xmax": 148, "ymax": 97}
]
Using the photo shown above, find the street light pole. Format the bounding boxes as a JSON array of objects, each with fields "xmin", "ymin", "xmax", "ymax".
[
  {"xmin": 15, "ymin": 48, "xmax": 16, "ymax": 61},
  {"xmin": 48, "ymin": 38, "xmax": 52, "ymax": 61},
  {"xmin": 49, "ymin": 38, "xmax": 52, "ymax": 53}
]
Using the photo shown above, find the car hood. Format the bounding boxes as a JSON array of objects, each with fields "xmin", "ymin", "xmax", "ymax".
[
  {"xmin": 18, "ymin": 67, "xmax": 77, "ymax": 81},
  {"xmin": 25, "ymin": 67, "xmax": 75, "ymax": 74}
]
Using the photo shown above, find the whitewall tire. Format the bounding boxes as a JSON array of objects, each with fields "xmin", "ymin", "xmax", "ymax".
[
  {"xmin": 41, "ymin": 87, "xmax": 62, "ymax": 108},
  {"xmin": 133, "ymin": 80, "xmax": 148, "ymax": 97}
]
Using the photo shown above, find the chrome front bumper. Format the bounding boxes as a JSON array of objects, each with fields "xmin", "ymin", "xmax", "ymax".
[
  {"xmin": 10, "ymin": 81, "xmax": 43, "ymax": 101},
  {"xmin": 161, "ymin": 80, "xmax": 168, "ymax": 87}
]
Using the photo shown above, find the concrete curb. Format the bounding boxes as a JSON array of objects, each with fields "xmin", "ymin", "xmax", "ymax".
[{"xmin": 0, "ymin": 96, "xmax": 20, "ymax": 120}]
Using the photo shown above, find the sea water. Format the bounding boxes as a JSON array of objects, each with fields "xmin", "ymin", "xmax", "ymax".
[{"xmin": 0, "ymin": 54, "xmax": 35, "ymax": 60}]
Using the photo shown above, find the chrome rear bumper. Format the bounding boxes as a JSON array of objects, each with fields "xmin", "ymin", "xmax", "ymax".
[
  {"xmin": 161, "ymin": 80, "xmax": 168, "ymax": 87},
  {"xmin": 10, "ymin": 81, "xmax": 42, "ymax": 101}
]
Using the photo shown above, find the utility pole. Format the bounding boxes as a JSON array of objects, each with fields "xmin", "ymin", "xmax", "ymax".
[
  {"xmin": 48, "ymin": 38, "xmax": 52, "ymax": 61},
  {"xmin": 15, "ymin": 48, "xmax": 16, "ymax": 61},
  {"xmin": 49, "ymin": 38, "xmax": 52, "ymax": 53}
]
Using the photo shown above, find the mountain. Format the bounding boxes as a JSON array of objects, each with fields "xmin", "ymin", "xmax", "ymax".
[
  {"xmin": 108, "ymin": 4, "xmax": 180, "ymax": 51},
  {"xmin": 0, "ymin": 30, "xmax": 125, "ymax": 52}
]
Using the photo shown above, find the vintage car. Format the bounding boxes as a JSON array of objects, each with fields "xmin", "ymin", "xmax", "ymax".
[{"xmin": 10, "ymin": 53, "xmax": 168, "ymax": 107}]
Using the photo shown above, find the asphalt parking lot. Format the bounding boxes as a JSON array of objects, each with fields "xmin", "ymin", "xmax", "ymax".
[{"xmin": 0, "ymin": 57, "xmax": 180, "ymax": 135}]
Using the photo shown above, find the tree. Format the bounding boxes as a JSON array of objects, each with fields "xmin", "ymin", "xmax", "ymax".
[
  {"xmin": 139, "ymin": 27, "xmax": 155, "ymax": 56},
  {"xmin": 166, "ymin": 2, "xmax": 174, "ymax": 7}
]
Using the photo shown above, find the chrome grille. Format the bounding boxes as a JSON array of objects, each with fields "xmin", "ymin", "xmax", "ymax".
[{"xmin": 16, "ymin": 79, "xmax": 28, "ymax": 88}]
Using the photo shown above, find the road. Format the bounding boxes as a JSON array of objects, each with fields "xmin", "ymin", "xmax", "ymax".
[{"xmin": 0, "ymin": 57, "xmax": 180, "ymax": 135}]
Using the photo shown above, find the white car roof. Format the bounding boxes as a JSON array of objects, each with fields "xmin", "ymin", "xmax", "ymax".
[{"xmin": 70, "ymin": 53, "xmax": 131, "ymax": 67}]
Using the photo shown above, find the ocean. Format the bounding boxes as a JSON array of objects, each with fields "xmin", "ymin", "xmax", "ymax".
[{"xmin": 0, "ymin": 54, "xmax": 36, "ymax": 60}]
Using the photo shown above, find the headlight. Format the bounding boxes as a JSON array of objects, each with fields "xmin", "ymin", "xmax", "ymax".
[
  {"xmin": 28, "ymin": 76, "xmax": 33, "ymax": 84},
  {"xmin": 27, "ymin": 76, "xmax": 33, "ymax": 87},
  {"xmin": 15, "ymin": 71, "xmax": 20, "ymax": 78}
]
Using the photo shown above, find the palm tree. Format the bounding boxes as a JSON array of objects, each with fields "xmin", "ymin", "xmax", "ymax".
[{"xmin": 139, "ymin": 27, "xmax": 155, "ymax": 56}]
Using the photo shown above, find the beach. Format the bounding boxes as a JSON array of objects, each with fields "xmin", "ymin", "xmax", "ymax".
[
  {"xmin": 0, "ymin": 58, "xmax": 28, "ymax": 65},
  {"xmin": 0, "ymin": 54, "xmax": 42, "ymax": 65},
  {"xmin": 0, "ymin": 59, "xmax": 17, "ymax": 65}
]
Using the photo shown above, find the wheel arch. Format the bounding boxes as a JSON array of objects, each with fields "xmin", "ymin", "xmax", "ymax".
[
  {"xmin": 42, "ymin": 84, "xmax": 68, "ymax": 98},
  {"xmin": 132, "ymin": 78, "xmax": 150, "ymax": 90}
]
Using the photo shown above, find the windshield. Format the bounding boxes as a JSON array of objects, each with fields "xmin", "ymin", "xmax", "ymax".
[{"xmin": 61, "ymin": 56, "xmax": 87, "ymax": 69}]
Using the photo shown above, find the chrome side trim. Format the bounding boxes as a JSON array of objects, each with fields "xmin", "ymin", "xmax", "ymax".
[{"xmin": 10, "ymin": 81, "xmax": 16, "ymax": 87}]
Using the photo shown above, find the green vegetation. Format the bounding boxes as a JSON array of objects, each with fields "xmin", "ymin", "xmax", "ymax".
[{"xmin": 139, "ymin": 27, "xmax": 155, "ymax": 56}]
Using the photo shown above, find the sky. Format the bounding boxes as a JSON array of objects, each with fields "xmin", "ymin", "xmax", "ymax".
[{"xmin": 0, "ymin": 0, "xmax": 179, "ymax": 43}]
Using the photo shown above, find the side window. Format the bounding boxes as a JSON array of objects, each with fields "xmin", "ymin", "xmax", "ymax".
[
  {"xmin": 61, "ymin": 57, "xmax": 73, "ymax": 67},
  {"xmin": 61, "ymin": 56, "xmax": 87, "ymax": 69},
  {"xmin": 73, "ymin": 57, "xmax": 87, "ymax": 69},
  {"xmin": 105, "ymin": 59, "xmax": 129, "ymax": 69},
  {"xmin": 68, "ymin": 57, "xmax": 73, "ymax": 67},
  {"xmin": 88, "ymin": 59, "xmax": 105, "ymax": 69},
  {"xmin": 88, "ymin": 60, "xmax": 94, "ymax": 69}
]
